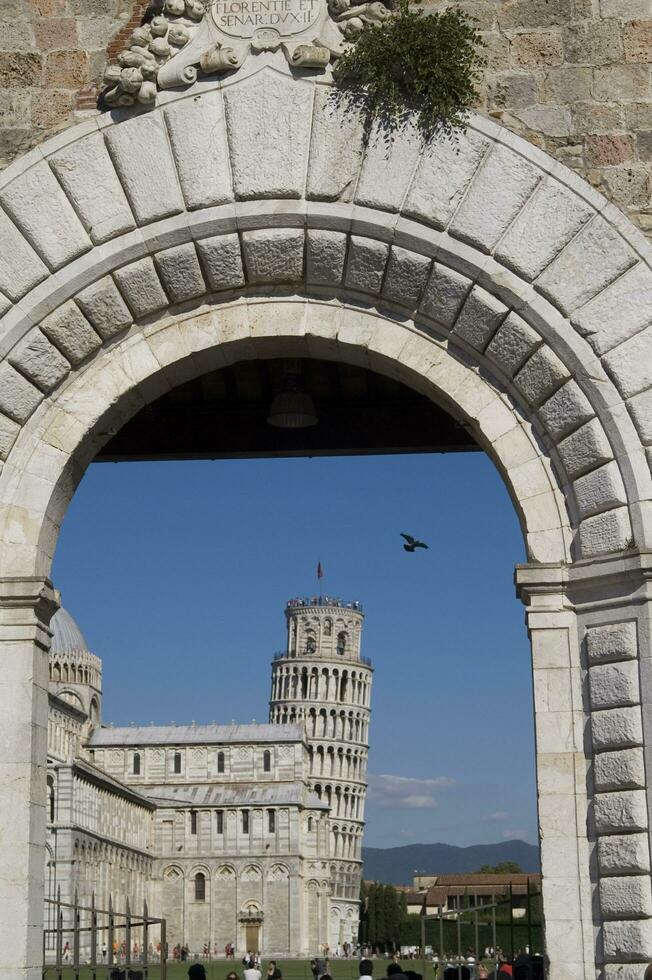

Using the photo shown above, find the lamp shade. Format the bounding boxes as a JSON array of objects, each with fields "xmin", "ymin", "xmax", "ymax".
[{"xmin": 267, "ymin": 388, "xmax": 318, "ymax": 428}]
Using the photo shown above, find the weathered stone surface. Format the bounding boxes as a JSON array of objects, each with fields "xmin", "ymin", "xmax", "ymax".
[
  {"xmin": 75, "ymin": 277, "xmax": 133, "ymax": 340},
  {"xmin": 105, "ymin": 114, "xmax": 185, "ymax": 226},
  {"xmin": 600, "ymin": 876, "xmax": 652, "ymax": 920},
  {"xmin": 0, "ymin": 207, "xmax": 48, "ymax": 302},
  {"xmin": 558, "ymin": 418, "xmax": 613, "ymax": 480},
  {"xmin": 603, "ymin": 919, "xmax": 652, "ymax": 962},
  {"xmin": 164, "ymin": 91, "xmax": 232, "ymax": 211},
  {"xmin": 514, "ymin": 346, "xmax": 569, "ymax": 407},
  {"xmin": 573, "ymin": 460, "xmax": 627, "ymax": 519},
  {"xmin": 403, "ymin": 129, "xmax": 489, "ymax": 230},
  {"xmin": 307, "ymin": 88, "xmax": 364, "ymax": 202},
  {"xmin": 0, "ymin": 160, "xmax": 90, "ymax": 269},
  {"xmin": 587, "ymin": 621, "xmax": 638, "ymax": 664},
  {"xmin": 485, "ymin": 312, "xmax": 541, "ymax": 377},
  {"xmin": 538, "ymin": 380, "xmax": 594, "ymax": 440},
  {"xmin": 196, "ymin": 234, "xmax": 245, "ymax": 292},
  {"xmin": 306, "ymin": 230, "xmax": 347, "ymax": 286},
  {"xmin": 345, "ymin": 237, "xmax": 390, "ymax": 294},
  {"xmin": 241, "ymin": 229, "xmax": 305, "ymax": 284},
  {"xmin": 0, "ymin": 412, "xmax": 19, "ymax": 460},
  {"xmin": 603, "ymin": 325, "xmax": 652, "ymax": 400},
  {"xmin": 626, "ymin": 389, "xmax": 652, "ymax": 445},
  {"xmin": 594, "ymin": 790, "xmax": 649, "ymax": 835},
  {"xmin": 382, "ymin": 247, "xmax": 431, "ymax": 308},
  {"xmin": 590, "ymin": 660, "xmax": 640, "ymax": 710},
  {"xmin": 0, "ymin": 361, "xmax": 42, "ymax": 423},
  {"xmin": 603, "ymin": 966, "xmax": 650, "ymax": 980},
  {"xmin": 495, "ymin": 177, "xmax": 592, "ymax": 281},
  {"xmin": 419, "ymin": 264, "xmax": 471, "ymax": 328},
  {"xmin": 224, "ymin": 72, "xmax": 312, "ymax": 200},
  {"xmin": 591, "ymin": 705, "xmax": 643, "ymax": 751},
  {"xmin": 451, "ymin": 285, "xmax": 508, "ymax": 351},
  {"xmin": 571, "ymin": 263, "xmax": 652, "ymax": 356},
  {"xmin": 598, "ymin": 832, "xmax": 651, "ymax": 875},
  {"xmin": 594, "ymin": 748, "xmax": 646, "ymax": 791},
  {"xmin": 449, "ymin": 144, "xmax": 541, "ymax": 252},
  {"xmin": 40, "ymin": 300, "xmax": 101, "ymax": 365},
  {"xmin": 356, "ymin": 121, "xmax": 422, "ymax": 213},
  {"xmin": 8, "ymin": 328, "xmax": 69, "ymax": 393},
  {"xmin": 536, "ymin": 216, "xmax": 637, "ymax": 315},
  {"xmin": 49, "ymin": 131, "xmax": 136, "ymax": 244},
  {"xmin": 579, "ymin": 507, "xmax": 632, "ymax": 556},
  {"xmin": 154, "ymin": 244, "xmax": 206, "ymax": 304},
  {"xmin": 113, "ymin": 258, "xmax": 169, "ymax": 319}
]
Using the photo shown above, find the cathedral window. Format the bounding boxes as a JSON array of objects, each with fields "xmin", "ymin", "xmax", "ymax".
[
  {"xmin": 263, "ymin": 750, "xmax": 271, "ymax": 773},
  {"xmin": 242, "ymin": 810, "xmax": 250, "ymax": 834},
  {"xmin": 132, "ymin": 753, "xmax": 141, "ymax": 775},
  {"xmin": 307, "ymin": 817, "xmax": 313, "ymax": 832},
  {"xmin": 194, "ymin": 872, "xmax": 205, "ymax": 901},
  {"xmin": 268, "ymin": 809, "xmax": 275, "ymax": 833},
  {"xmin": 337, "ymin": 632, "xmax": 347, "ymax": 655},
  {"xmin": 217, "ymin": 751, "xmax": 225, "ymax": 774},
  {"xmin": 190, "ymin": 811, "xmax": 197, "ymax": 835},
  {"xmin": 216, "ymin": 810, "xmax": 224, "ymax": 834},
  {"xmin": 173, "ymin": 752, "xmax": 181, "ymax": 774},
  {"xmin": 305, "ymin": 636, "xmax": 316, "ymax": 654}
]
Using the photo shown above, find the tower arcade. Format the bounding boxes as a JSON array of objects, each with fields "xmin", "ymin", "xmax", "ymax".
[{"xmin": 269, "ymin": 597, "xmax": 372, "ymax": 947}]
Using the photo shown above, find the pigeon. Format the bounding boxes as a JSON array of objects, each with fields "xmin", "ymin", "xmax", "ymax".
[{"xmin": 401, "ymin": 532, "xmax": 429, "ymax": 552}]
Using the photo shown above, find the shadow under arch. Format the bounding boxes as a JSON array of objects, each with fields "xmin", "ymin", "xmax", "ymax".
[{"xmin": 0, "ymin": 297, "xmax": 571, "ymax": 583}]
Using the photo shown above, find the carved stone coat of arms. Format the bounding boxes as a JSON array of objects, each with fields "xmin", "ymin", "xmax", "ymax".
[{"xmin": 102, "ymin": 0, "xmax": 392, "ymax": 108}]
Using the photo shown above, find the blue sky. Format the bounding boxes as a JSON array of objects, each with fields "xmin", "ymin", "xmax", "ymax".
[{"xmin": 52, "ymin": 451, "xmax": 538, "ymax": 850}]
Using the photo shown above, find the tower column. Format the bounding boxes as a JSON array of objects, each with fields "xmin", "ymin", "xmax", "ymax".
[{"xmin": 269, "ymin": 597, "xmax": 372, "ymax": 941}]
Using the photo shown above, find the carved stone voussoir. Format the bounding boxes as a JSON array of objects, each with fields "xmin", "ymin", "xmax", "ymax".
[{"xmin": 101, "ymin": 0, "xmax": 393, "ymax": 108}]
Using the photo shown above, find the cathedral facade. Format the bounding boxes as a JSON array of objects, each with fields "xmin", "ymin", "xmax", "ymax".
[{"xmin": 46, "ymin": 594, "xmax": 371, "ymax": 955}]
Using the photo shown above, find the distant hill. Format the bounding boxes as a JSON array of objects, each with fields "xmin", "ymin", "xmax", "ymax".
[{"xmin": 362, "ymin": 841, "xmax": 540, "ymax": 885}]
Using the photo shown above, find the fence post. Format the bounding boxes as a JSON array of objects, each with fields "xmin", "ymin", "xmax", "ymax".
[
  {"xmin": 90, "ymin": 891, "xmax": 97, "ymax": 979},
  {"xmin": 73, "ymin": 889, "xmax": 80, "ymax": 980},
  {"xmin": 108, "ymin": 895, "xmax": 114, "ymax": 971},
  {"xmin": 161, "ymin": 915, "xmax": 167, "ymax": 980},
  {"xmin": 126, "ymin": 896, "xmax": 132, "ymax": 968},
  {"xmin": 143, "ymin": 898, "xmax": 149, "ymax": 977}
]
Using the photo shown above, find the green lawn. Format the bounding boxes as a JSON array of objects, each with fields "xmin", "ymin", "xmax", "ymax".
[{"xmin": 43, "ymin": 958, "xmax": 432, "ymax": 980}]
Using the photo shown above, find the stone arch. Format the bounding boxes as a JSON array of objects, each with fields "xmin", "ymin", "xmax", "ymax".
[{"xmin": 0, "ymin": 61, "xmax": 651, "ymax": 980}]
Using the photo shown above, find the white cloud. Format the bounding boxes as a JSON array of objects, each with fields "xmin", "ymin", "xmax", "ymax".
[
  {"xmin": 483, "ymin": 811, "xmax": 509, "ymax": 822},
  {"xmin": 367, "ymin": 773, "xmax": 455, "ymax": 810}
]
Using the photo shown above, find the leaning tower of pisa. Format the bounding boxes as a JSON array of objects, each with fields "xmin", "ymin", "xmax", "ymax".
[{"xmin": 269, "ymin": 595, "xmax": 372, "ymax": 948}]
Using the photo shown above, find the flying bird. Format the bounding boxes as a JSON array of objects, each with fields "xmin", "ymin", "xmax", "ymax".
[{"xmin": 401, "ymin": 533, "xmax": 429, "ymax": 552}]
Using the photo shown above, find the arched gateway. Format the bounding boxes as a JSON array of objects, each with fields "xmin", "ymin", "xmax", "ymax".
[{"xmin": 0, "ymin": 55, "xmax": 651, "ymax": 980}]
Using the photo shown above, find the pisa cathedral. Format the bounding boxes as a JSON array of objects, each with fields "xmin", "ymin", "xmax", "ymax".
[{"xmin": 46, "ymin": 593, "xmax": 371, "ymax": 955}]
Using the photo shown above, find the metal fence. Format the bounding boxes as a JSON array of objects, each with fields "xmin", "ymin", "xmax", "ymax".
[
  {"xmin": 417, "ymin": 880, "xmax": 545, "ymax": 979},
  {"xmin": 43, "ymin": 889, "xmax": 167, "ymax": 980}
]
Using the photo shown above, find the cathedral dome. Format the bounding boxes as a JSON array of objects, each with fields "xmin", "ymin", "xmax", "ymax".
[{"xmin": 51, "ymin": 603, "xmax": 90, "ymax": 656}]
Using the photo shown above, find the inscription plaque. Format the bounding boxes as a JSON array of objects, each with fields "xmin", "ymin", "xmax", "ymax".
[{"xmin": 212, "ymin": 0, "xmax": 321, "ymax": 39}]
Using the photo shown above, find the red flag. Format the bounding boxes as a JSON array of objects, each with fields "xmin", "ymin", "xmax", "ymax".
[{"xmin": 317, "ymin": 561, "xmax": 323, "ymax": 580}]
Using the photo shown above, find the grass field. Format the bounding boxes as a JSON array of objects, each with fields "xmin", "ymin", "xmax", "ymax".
[{"xmin": 43, "ymin": 958, "xmax": 436, "ymax": 980}]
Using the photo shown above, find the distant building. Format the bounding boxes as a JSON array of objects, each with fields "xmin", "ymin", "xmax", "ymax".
[
  {"xmin": 45, "ymin": 593, "xmax": 372, "ymax": 955},
  {"xmin": 408, "ymin": 873, "xmax": 542, "ymax": 918}
]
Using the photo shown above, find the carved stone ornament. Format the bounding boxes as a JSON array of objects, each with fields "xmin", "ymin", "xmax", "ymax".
[{"xmin": 101, "ymin": 0, "xmax": 393, "ymax": 107}]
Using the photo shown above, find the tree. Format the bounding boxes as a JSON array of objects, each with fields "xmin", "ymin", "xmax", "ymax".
[
  {"xmin": 477, "ymin": 862, "xmax": 523, "ymax": 874},
  {"xmin": 384, "ymin": 884, "xmax": 400, "ymax": 949}
]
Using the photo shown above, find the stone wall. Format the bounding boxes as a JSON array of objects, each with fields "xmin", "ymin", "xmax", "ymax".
[{"xmin": 0, "ymin": 0, "xmax": 650, "ymax": 235}]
